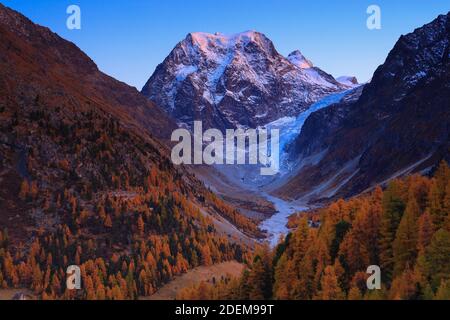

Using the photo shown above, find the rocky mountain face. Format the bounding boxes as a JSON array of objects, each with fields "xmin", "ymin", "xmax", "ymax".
[
  {"xmin": 142, "ymin": 31, "xmax": 348, "ymax": 130},
  {"xmin": 0, "ymin": 5, "xmax": 177, "ymax": 141},
  {"xmin": 278, "ymin": 12, "xmax": 450, "ymax": 202}
]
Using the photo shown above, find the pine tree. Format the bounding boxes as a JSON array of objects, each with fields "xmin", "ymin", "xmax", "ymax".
[
  {"xmin": 290, "ymin": 217, "xmax": 310, "ymax": 264},
  {"xmin": 417, "ymin": 210, "xmax": 434, "ymax": 252},
  {"xmin": 238, "ymin": 269, "xmax": 251, "ymax": 299},
  {"xmin": 317, "ymin": 266, "xmax": 344, "ymax": 300},
  {"xmin": 337, "ymin": 230, "xmax": 369, "ymax": 277},
  {"xmin": 422, "ymin": 283, "xmax": 435, "ymax": 300},
  {"xmin": 32, "ymin": 264, "xmax": 43, "ymax": 293},
  {"xmin": 104, "ymin": 214, "xmax": 113, "ymax": 229},
  {"xmin": 444, "ymin": 181, "xmax": 450, "ymax": 232},
  {"xmin": 393, "ymin": 194, "xmax": 420, "ymax": 276},
  {"xmin": 365, "ymin": 191, "xmax": 382, "ymax": 264},
  {"xmin": 434, "ymin": 280, "xmax": 450, "ymax": 300},
  {"xmin": 329, "ymin": 220, "xmax": 351, "ymax": 262},
  {"xmin": 273, "ymin": 254, "xmax": 291, "ymax": 299},
  {"xmin": 200, "ymin": 245, "xmax": 212, "ymax": 266},
  {"xmin": 425, "ymin": 228, "xmax": 450, "ymax": 289},
  {"xmin": 379, "ymin": 180, "xmax": 406, "ymax": 281},
  {"xmin": 389, "ymin": 270, "xmax": 416, "ymax": 300},
  {"xmin": 248, "ymin": 257, "xmax": 266, "ymax": 300},
  {"xmin": 137, "ymin": 215, "xmax": 145, "ymax": 235},
  {"xmin": 0, "ymin": 228, "xmax": 8, "ymax": 249},
  {"xmin": 347, "ymin": 286, "xmax": 363, "ymax": 300},
  {"xmin": 19, "ymin": 180, "xmax": 30, "ymax": 201},
  {"xmin": 247, "ymin": 245, "xmax": 272, "ymax": 300},
  {"xmin": 428, "ymin": 161, "xmax": 450, "ymax": 228}
]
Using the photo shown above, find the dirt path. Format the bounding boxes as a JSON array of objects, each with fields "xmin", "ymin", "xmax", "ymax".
[{"xmin": 142, "ymin": 261, "xmax": 245, "ymax": 300}]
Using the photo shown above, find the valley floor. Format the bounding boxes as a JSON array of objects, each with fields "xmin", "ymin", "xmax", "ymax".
[
  {"xmin": 141, "ymin": 261, "xmax": 245, "ymax": 300},
  {"xmin": 190, "ymin": 165, "xmax": 311, "ymax": 246},
  {"xmin": 0, "ymin": 289, "xmax": 36, "ymax": 300}
]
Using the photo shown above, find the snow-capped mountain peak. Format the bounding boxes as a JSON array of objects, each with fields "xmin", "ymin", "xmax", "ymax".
[
  {"xmin": 287, "ymin": 50, "xmax": 314, "ymax": 69},
  {"xmin": 142, "ymin": 31, "xmax": 349, "ymax": 130},
  {"xmin": 336, "ymin": 76, "xmax": 359, "ymax": 87}
]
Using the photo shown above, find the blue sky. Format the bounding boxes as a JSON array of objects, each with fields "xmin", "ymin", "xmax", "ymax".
[{"xmin": 2, "ymin": 0, "xmax": 449, "ymax": 89}]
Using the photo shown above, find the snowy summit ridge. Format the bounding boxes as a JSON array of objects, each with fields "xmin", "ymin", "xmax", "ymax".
[{"xmin": 142, "ymin": 31, "xmax": 351, "ymax": 130}]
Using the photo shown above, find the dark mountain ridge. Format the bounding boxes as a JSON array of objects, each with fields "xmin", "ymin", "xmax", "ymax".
[
  {"xmin": 278, "ymin": 12, "xmax": 450, "ymax": 202},
  {"xmin": 0, "ymin": 3, "xmax": 176, "ymax": 141}
]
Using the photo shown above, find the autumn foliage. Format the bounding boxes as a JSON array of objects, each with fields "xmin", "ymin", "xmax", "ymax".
[
  {"xmin": 0, "ymin": 94, "xmax": 255, "ymax": 300},
  {"xmin": 179, "ymin": 161, "xmax": 450, "ymax": 300}
]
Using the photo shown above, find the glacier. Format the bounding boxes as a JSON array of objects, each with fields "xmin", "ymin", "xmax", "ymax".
[
  {"xmin": 258, "ymin": 89, "xmax": 356, "ymax": 246},
  {"xmin": 264, "ymin": 89, "xmax": 354, "ymax": 175}
]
